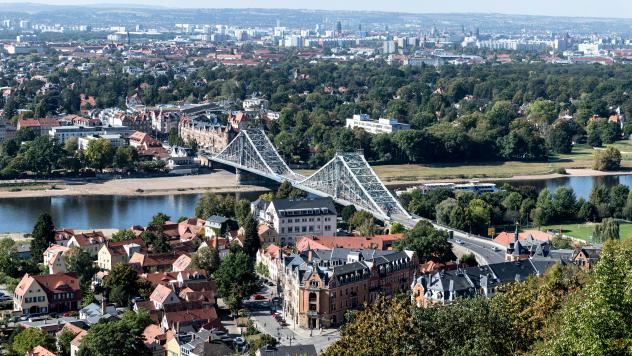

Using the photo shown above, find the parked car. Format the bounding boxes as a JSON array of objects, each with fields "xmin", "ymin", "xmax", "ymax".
[
  {"xmin": 491, "ymin": 246, "xmax": 500, "ymax": 252},
  {"xmin": 234, "ymin": 337, "xmax": 248, "ymax": 352},
  {"xmin": 252, "ymin": 294, "xmax": 266, "ymax": 300},
  {"xmin": 0, "ymin": 295, "xmax": 11, "ymax": 301}
]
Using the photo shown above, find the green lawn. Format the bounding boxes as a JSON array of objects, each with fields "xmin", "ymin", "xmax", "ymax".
[
  {"xmin": 298, "ymin": 142, "xmax": 632, "ymax": 184},
  {"xmin": 542, "ymin": 222, "xmax": 632, "ymax": 242}
]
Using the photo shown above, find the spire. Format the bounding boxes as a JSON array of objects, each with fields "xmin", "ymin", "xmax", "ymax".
[{"xmin": 514, "ymin": 224, "xmax": 520, "ymax": 243}]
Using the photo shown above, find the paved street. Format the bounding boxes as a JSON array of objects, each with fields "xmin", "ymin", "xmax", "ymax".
[{"xmin": 242, "ymin": 284, "xmax": 340, "ymax": 353}]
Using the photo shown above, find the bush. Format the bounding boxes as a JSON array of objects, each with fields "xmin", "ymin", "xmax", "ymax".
[
  {"xmin": 555, "ymin": 167, "xmax": 568, "ymax": 175},
  {"xmin": 593, "ymin": 147, "xmax": 621, "ymax": 171}
]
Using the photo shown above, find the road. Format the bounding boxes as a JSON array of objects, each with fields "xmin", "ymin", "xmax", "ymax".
[
  {"xmin": 400, "ymin": 217, "xmax": 506, "ymax": 265},
  {"xmin": 243, "ymin": 284, "xmax": 340, "ymax": 353}
]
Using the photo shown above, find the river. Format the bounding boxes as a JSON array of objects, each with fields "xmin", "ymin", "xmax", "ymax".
[
  {"xmin": 0, "ymin": 191, "xmax": 263, "ymax": 234},
  {"xmin": 498, "ymin": 174, "xmax": 632, "ymax": 200},
  {"xmin": 1, "ymin": 174, "xmax": 631, "ymax": 234}
]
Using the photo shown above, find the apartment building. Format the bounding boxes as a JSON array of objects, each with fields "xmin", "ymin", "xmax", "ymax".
[
  {"xmin": 281, "ymin": 248, "xmax": 417, "ymax": 329},
  {"xmin": 13, "ymin": 273, "xmax": 81, "ymax": 314},
  {"xmin": 265, "ymin": 198, "xmax": 337, "ymax": 246},
  {"xmin": 345, "ymin": 114, "xmax": 410, "ymax": 134}
]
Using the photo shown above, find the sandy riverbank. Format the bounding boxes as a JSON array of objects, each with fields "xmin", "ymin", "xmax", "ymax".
[{"xmin": 0, "ymin": 171, "xmax": 269, "ymax": 199}]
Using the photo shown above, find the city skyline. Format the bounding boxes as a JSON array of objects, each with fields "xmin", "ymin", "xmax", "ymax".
[{"xmin": 1, "ymin": 0, "xmax": 632, "ymax": 19}]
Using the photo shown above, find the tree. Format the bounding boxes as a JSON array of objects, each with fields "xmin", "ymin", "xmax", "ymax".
[
  {"xmin": 57, "ymin": 328, "xmax": 76, "ymax": 356},
  {"xmin": 274, "ymin": 180, "xmax": 304, "ymax": 199},
  {"xmin": 214, "ymin": 252, "xmax": 258, "ymax": 312},
  {"xmin": 111, "ymin": 229, "xmax": 136, "ymax": 242},
  {"xmin": 191, "ymin": 246, "xmax": 221, "ymax": 275},
  {"xmin": 64, "ymin": 137, "xmax": 79, "ymax": 153},
  {"xmin": 593, "ymin": 147, "xmax": 621, "ymax": 171},
  {"xmin": 340, "ymin": 205, "xmax": 357, "ymax": 224},
  {"xmin": 552, "ymin": 187, "xmax": 577, "ymax": 221},
  {"xmin": 85, "ymin": 138, "xmax": 113, "ymax": 171},
  {"xmin": 63, "ymin": 247, "xmax": 98, "ymax": 285},
  {"xmin": 325, "ymin": 296, "xmax": 512, "ymax": 356},
  {"xmin": 167, "ymin": 128, "xmax": 184, "ymax": 147},
  {"xmin": 460, "ymin": 253, "xmax": 478, "ymax": 267},
  {"xmin": 104, "ymin": 263, "xmax": 140, "ymax": 306},
  {"xmin": 9, "ymin": 327, "xmax": 56, "ymax": 356},
  {"xmin": 234, "ymin": 199, "xmax": 252, "ymax": 227},
  {"xmin": 593, "ymin": 218, "xmax": 620, "ymax": 242},
  {"xmin": 347, "ymin": 211, "xmax": 375, "ymax": 232},
  {"xmin": 493, "ymin": 263, "xmax": 587, "ymax": 353},
  {"xmin": 149, "ymin": 212, "xmax": 170, "ymax": 228},
  {"xmin": 78, "ymin": 311, "xmax": 151, "ymax": 356},
  {"xmin": 113, "ymin": 146, "xmax": 138, "ymax": 171},
  {"xmin": 531, "ymin": 188, "xmax": 554, "ymax": 227},
  {"xmin": 389, "ymin": 222, "xmax": 406, "ymax": 234},
  {"xmin": 577, "ymin": 199, "xmax": 597, "ymax": 222},
  {"xmin": 241, "ymin": 217, "xmax": 261, "ymax": 259},
  {"xmin": 535, "ymin": 240, "xmax": 632, "ymax": 355},
  {"xmin": 467, "ymin": 198, "xmax": 493, "ymax": 235},
  {"xmin": 395, "ymin": 220, "xmax": 452, "ymax": 263},
  {"xmin": 31, "ymin": 213, "xmax": 55, "ymax": 263},
  {"xmin": 435, "ymin": 198, "xmax": 458, "ymax": 225}
]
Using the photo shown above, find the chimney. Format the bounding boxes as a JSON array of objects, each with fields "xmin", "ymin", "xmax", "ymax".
[{"xmin": 101, "ymin": 296, "xmax": 107, "ymax": 315}]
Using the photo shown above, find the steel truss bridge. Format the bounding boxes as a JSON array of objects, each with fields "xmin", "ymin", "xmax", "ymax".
[{"xmin": 210, "ymin": 129, "xmax": 412, "ymax": 223}]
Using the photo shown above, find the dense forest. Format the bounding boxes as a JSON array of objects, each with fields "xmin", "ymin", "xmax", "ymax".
[{"xmin": 4, "ymin": 57, "xmax": 632, "ymax": 169}]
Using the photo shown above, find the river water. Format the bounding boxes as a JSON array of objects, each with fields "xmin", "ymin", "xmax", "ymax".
[
  {"xmin": 0, "ymin": 175, "xmax": 630, "ymax": 234},
  {"xmin": 0, "ymin": 191, "xmax": 263, "ymax": 234}
]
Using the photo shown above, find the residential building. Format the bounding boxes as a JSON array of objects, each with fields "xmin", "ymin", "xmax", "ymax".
[
  {"xmin": 66, "ymin": 231, "xmax": 107, "ymax": 257},
  {"xmin": 13, "ymin": 272, "xmax": 81, "ymax": 314},
  {"xmin": 43, "ymin": 245, "xmax": 70, "ymax": 274},
  {"xmin": 97, "ymin": 239, "xmax": 145, "ymax": 270},
  {"xmin": 411, "ymin": 258, "xmax": 560, "ymax": 307},
  {"xmin": 17, "ymin": 118, "xmax": 60, "ymax": 136},
  {"xmin": 204, "ymin": 216, "xmax": 229, "ymax": 238},
  {"xmin": 143, "ymin": 324, "xmax": 175, "ymax": 356},
  {"xmin": 150, "ymin": 284, "xmax": 181, "ymax": 310},
  {"xmin": 26, "ymin": 346, "xmax": 57, "ymax": 356},
  {"xmin": 128, "ymin": 251, "xmax": 182, "ymax": 273},
  {"xmin": 296, "ymin": 234, "xmax": 403, "ymax": 252},
  {"xmin": 178, "ymin": 116, "xmax": 235, "ymax": 153},
  {"xmin": 281, "ymin": 248, "xmax": 417, "ymax": 328},
  {"xmin": 257, "ymin": 224, "xmax": 279, "ymax": 245},
  {"xmin": 79, "ymin": 301, "xmax": 118, "ymax": 325},
  {"xmin": 345, "ymin": 114, "xmax": 411, "ymax": 134},
  {"xmin": 265, "ymin": 198, "xmax": 337, "ymax": 246},
  {"xmin": 172, "ymin": 254, "xmax": 193, "ymax": 272},
  {"xmin": 256, "ymin": 244, "xmax": 286, "ymax": 283}
]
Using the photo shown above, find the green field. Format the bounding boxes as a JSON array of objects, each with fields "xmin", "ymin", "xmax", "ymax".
[
  {"xmin": 542, "ymin": 222, "xmax": 632, "ymax": 242},
  {"xmin": 297, "ymin": 142, "xmax": 632, "ymax": 184}
]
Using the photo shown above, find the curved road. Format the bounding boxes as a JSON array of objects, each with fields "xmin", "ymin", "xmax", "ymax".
[{"xmin": 399, "ymin": 217, "xmax": 506, "ymax": 265}]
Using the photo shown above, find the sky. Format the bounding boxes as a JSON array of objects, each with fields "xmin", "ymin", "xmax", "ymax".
[{"xmin": 2, "ymin": 0, "xmax": 632, "ymax": 18}]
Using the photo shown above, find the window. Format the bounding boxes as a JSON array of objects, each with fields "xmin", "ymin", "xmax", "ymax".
[
  {"xmin": 309, "ymin": 226, "xmax": 314, "ymax": 232},
  {"xmin": 325, "ymin": 225, "xmax": 331, "ymax": 231},
  {"xmin": 302, "ymin": 226, "xmax": 307, "ymax": 232}
]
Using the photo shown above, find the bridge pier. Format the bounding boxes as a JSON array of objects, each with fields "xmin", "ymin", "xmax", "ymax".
[{"xmin": 235, "ymin": 168, "xmax": 277, "ymax": 187}]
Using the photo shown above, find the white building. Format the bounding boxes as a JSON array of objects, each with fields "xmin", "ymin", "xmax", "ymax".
[
  {"xmin": 78, "ymin": 134, "xmax": 127, "ymax": 150},
  {"xmin": 265, "ymin": 198, "xmax": 337, "ymax": 246},
  {"xmin": 345, "ymin": 114, "xmax": 411, "ymax": 134},
  {"xmin": 49, "ymin": 125, "xmax": 132, "ymax": 144}
]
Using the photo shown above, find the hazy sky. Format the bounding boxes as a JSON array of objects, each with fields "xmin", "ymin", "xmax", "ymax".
[{"xmin": 3, "ymin": 0, "xmax": 632, "ymax": 18}]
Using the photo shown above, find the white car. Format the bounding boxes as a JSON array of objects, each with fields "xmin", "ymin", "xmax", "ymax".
[
  {"xmin": 491, "ymin": 246, "xmax": 500, "ymax": 252},
  {"xmin": 455, "ymin": 239, "xmax": 465, "ymax": 245}
]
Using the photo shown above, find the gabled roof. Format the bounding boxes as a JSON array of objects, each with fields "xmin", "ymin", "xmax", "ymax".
[
  {"xmin": 150, "ymin": 284, "xmax": 178, "ymax": 305},
  {"xmin": 172, "ymin": 254, "xmax": 192, "ymax": 271}
]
